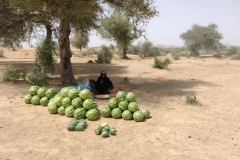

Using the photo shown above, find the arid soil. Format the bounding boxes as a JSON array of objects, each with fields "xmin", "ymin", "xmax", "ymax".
[{"xmin": 0, "ymin": 48, "xmax": 239, "ymax": 160}]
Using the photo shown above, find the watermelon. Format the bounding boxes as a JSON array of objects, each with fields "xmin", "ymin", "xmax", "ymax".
[
  {"xmin": 58, "ymin": 106, "xmax": 66, "ymax": 115},
  {"xmin": 48, "ymin": 102, "xmax": 58, "ymax": 114},
  {"xmin": 83, "ymin": 98, "xmax": 97, "ymax": 110},
  {"xmin": 133, "ymin": 110, "xmax": 144, "ymax": 122},
  {"xmin": 115, "ymin": 91, "xmax": 126, "ymax": 101},
  {"xmin": 118, "ymin": 100, "xmax": 128, "ymax": 111},
  {"xmin": 141, "ymin": 109, "xmax": 150, "ymax": 119},
  {"xmin": 111, "ymin": 108, "xmax": 122, "ymax": 119},
  {"xmin": 45, "ymin": 88, "xmax": 57, "ymax": 99},
  {"xmin": 60, "ymin": 87, "xmax": 70, "ymax": 97},
  {"xmin": 29, "ymin": 86, "xmax": 40, "ymax": 96},
  {"xmin": 126, "ymin": 92, "xmax": 136, "ymax": 102},
  {"xmin": 62, "ymin": 97, "xmax": 72, "ymax": 107},
  {"xmin": 128, "ymin": 102, "xmax": 139, "ymax": 112},
  {"xmin": 68, "ymin": 88, "xmax": 79, "ymax": 99},
  {"xmin": 86, "ymin": 109, "xmax": 98, "ymax": 121},
  {"xmin": 54, "ymin": 94, "xmax": 64, "ymax": 107},
  {"xmin": 75, "ymin": 123, "xmax": 85, "ymax": 131},
  {"xmin": 100, "ymin": 106, "xmax": 112, "ymax": 118},
  {"xmin": 71, "ymin": 97, "xmax": 83, "ymax": 108},
  {"xmin": 74, "ymin": 107, "xmax": 86, "ymax": 119},
  {"xmin": 65, "ymin": 105, "xmax": 75, "ymax": 117},
  {"xmin": 108, "ymin": 98, "xmax": 118, "ymax": 109},
  {"xmin": 79, "ymin": 89, "xmax": 91, "ymax": 100},
  {"xmin": 37, "ymin": 87, "xmax": 47, "ymax": 97},
  {"xmin": 31, "ymin": 95, "xmax": 41, "ymax": 105},
  {"xmin": 122, "ymin": 110, "xmax": 133, "ymax": 120},
  {"xmin": 40, "ymin": 96, "xmax": 49, "ymax": 106},
  {"xmin": 24, "ymin": 94, "xmax": 32, "ymax": 104}
]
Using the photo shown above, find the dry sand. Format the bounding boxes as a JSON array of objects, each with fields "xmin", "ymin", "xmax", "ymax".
[{"xmin": 0, "ymin": 48, "xmax": 239, "ymax": 160}]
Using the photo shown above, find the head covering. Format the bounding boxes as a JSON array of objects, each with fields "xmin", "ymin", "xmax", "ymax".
[{"xmin": 100, "ymin": 71, "xmax": 107, "ymax": 77}]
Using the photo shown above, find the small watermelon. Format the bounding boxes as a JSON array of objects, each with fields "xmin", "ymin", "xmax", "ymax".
[
  {"xmin": 29, "ymin": 86, "xmax": 40, "ymax": 96},
  {"xmin": 128, "ymin": 102, "xmax": 139, "ymax": 112},
  {"xmin": 62, "ymin": 97, "xmax": 72, "ymax": 107},
  {"xmin": 108, "ymin": 98, "xmax": 118, "ymax": 109},
  {"xmin": 57, "ymin": 106, "xmax": 66, "ymax": 115},
  {"xmin": 86, "ymin": 108, "xmax": 99, "ymax": 121},
  {"xmin": 111, "ymin": 108, "xmax": 122, "ymax": 119},
  {"xmin": 79, "ymin": 89, "xmax": 91, "ymax": 100},
  {"xmin": 31, "ymin": 95, "xmax": 41, "ymax": 105},
  {"xmin": 141, "ymin": 109, "xmax": 150, "ymax": 119},
  {"xmin": 122, "ymin": 110, "xmax": 133, "ymax": 120},
  {"xmin": 133, "ymin": 110, "xmax": 145, "ymax": 122},
  {"xmin": 40, "ymin": 96, "xmax": 49, "ymax": 106},
  {"xmin": 100, "ymin": 106, "xmax": 112, "ymax": 118},
  {"xmin": 65, "ymin": 105, "xmax": 75, "ymax": 117},
  {"xmin": 54, "ymin": 94, "xmax": 64, "ymax": 107},
  {"xmin": 24, "ymin": 94, "xmax": 32, "ymax": 104},
  {"xmin": 126, "ymin": 92, "xmax": 136, "ymax": 102},
  {"xmin": 68, "ymin": 88, "xmax": 79, "ymax": 99},
  {"xmin": 83, "ymin": 98, "xmax": 97, "ymax": 110},
  {"xmin": 37, "ymin": 87, "xmax": 47, "ymax": 97},
  {"xmin": 45, "ymin": 88, "xmax": 57, "ymax": 99},
  {"xmin": 115, "ymin": 91, "xmax": 126, "ymax": 101},
  {"xmin": 74, "ymin": 107, "xmax": 86, "ymax": 119},
  {"xmin": 71, "ymin": 97, "xmax": 83, "ymax": 108},
  {"xmin": 60, "ymin": 87, "xmax": 70, "ymax": 97},
  {"xmin": 48, "ymin": 102, "xmax": 58, "ymax": 114},
  {"xmin": 118, "ymin": 100, "xmax": 128, "ymax": 111}
]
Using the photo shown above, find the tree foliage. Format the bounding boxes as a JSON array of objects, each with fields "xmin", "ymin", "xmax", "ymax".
[
  {"xmin": 180, "ymin": 23, "xmax": 223, "ymax": 56},
  {"xmin": 70, "ymin": 31, "xmax": 89, "ymax": 51}
]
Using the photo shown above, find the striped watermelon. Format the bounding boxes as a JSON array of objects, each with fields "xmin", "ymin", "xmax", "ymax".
[
  {"xmin": 128, "ymin": 102, "xmax": 139, "ymax": 112},
  {"xmin": 31, "ymin": 95, "xmax": 41, "ymax": 105},
  {"xmin": 62, "ymin": 97, "xmax": 72, "ymax": 107},
  {"xmin": 29, "ymin": 86, "xmax": 40, "ymax": 96},
  {"xmin": 108, "ymin": 98, "xmax": 118, "ymax": 109},
  {"xmin": 122, "ymin": 110, "xmax": 133, "ymax": 120},
  {"xmin": 115, "ymin": 91, "xmax": 126, "ymax": 101},
  {"xmin": 71, "ymin": 97, "xmax": 83, "ymax": 108},
  {"xmin": 100, "ymin": 106, "xmax": 112, "ymax": 118},
  {"xmin": 58, "ymin": 106, "xmax": 66, "ymax": 115},
  {"xmin": 60, "ymin": 87, "xmax": 70, "ymax": 97},
  {"xmin": 118, "ymin": 100, "xmax": 129, "ymax": 111},
  {"xmin": 37, "ymin": 87, "xmax": 47, "ymax": 97},
  {"xmin": 126, "ymin": 92, "xmax": 136, "ymax": 102},
  {"xmin": 83, "ymin": 98, "xmax": 97, "ymax": 110},
  {"xmin": 40, "ymin": 97, "xmax": 49, "ymax": 106},
  {"xmin": 24, "ymin": 94, "xmax": 32, "ymax": 104},
  {"xmin": 74, "ymin": 107, "xmax": 86, "ymax": 119},
  {"xmin": 68, "ymin": 88, "xmax": 79, "ymax": 99},
  {"xmin": 65, "ymin": 105, "xmax": 75, "ymax": 117},
  {"xmin": 79, "ymin": 89, "xmax": 91, "ymax": 100},
  {"xmin": 54, "ymin": 94, "xmax": 64, "ymax": 107},
  {"xmin": 86, "ymin": 108, "xmax": 98, "ymax": 121},
  {"xmin": 48, "ymin": 102, "xmax": 58, "ymax": 114},
  {"xmin": 45, "ymin": 88, "xmax": 57, "ymax": 99},
  {"xmin": 133, "ymin": 110, "xmax": 144, "ymax": 122}
]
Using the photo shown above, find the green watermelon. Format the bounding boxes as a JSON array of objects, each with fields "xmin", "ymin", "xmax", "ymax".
[
  {"xmin": 45, "ymin": 88, "xmax": 57, "ymax": 99},
  {"xmin": 111, "ymin": 108, "xmax": 122, "ymax": 119},
  {"xmin": 115, "ymin": 91, "xmax": 126, "ymax": 101},
  {"xmin": 57, "ymin": 106, "xmax": 65, "ymax": 115},
  {"xmin": 100, "ymin": 106, "xmax": 112, "ymax": 118},
  {"xmin": 75, "ymin": 123, "xmax": 85, "ymax": 131},
  {"xmin": 54, "ymin": 94, "xmax": 64, "ymax": 107},
  {"xmin": 60, "ymin": 87, "xmax": 70, "ymax": 97},
  {"xmin": 122, "ymin": 110, "xmax": 133, "ymax": 120},
  {"xmin": 83, "ymin": 98, "xmax": 97, "ymax": 110},
  {"xmin": 62, "ymin": 97, "xmax": 72, "ymax": 107},
  {"xmin": 86, "ymin": 109, "xmax": 98, "ymax": 121},
  {"xmin": 31, "ymin": 95, "xmax": 41, "ymax": 105},
  {"xmin": 118, "ymin": 100, "xmax": 129, "ymax": 111},
  {"xmin": 133, "ymin": 110, "xmax": 144, "ymax": 122},
  {"xmin": 68, "ymin": 88, "xmax": 79, "ymax": 99},
  {"xmin": 48, "ymin": 102, "xmax": 58, "ymax": 114},
  {"xmin": 29, "ymin": 86, "xmax": 40, "ymax": 96},
  {"xmin": 128, "ymin": 102, "xmax": 139, "ymax": 112},
  {"xmin": 65, "ymin": 105, "xmax": 75, "ymax": 117},
  {"xmin": 74, "ymin": 107, "xmax": 86, "ymax": 119},
  {"xmin": 40, "ymin": 96, "xmax": 49, "ymax": 106},
  {"xmin": 126, "ymin": 92, "xmax": 136, "ymax": 102},
  {"xmin": 141, "ymin": 109, "xmax": 150, "ymax": 119},
  {"xmin": 24, "ymin": 94, "xmax": 32, "ymax": 104},
  {"xmin": 71, "ymin": 97, "xmax": 83, "ymax": 108},
  {"xmin": 79, "ymin": 89, "xmax": 91, "ymax": 100},
  {"xmin": 37, "ymin": 87, "xmax": 47, "ymax": 97},
  {"xmin": 108, "ymin": 98, "xmax": 118, "ymax": 109}
]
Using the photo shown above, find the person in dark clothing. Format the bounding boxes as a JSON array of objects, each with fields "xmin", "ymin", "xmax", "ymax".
[{"xmin": 90, "ymin": 71, "xmax": 113, "ymax": 94}]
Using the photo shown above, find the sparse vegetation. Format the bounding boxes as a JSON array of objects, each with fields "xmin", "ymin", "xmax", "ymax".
[
  {"xmin": 27, "ymin": 64, "xmax": 48, "ymax": 86},
  {"xmin": 97, "ymin": 45, "xmax": 113, "ymax": 64},
  {"xmin": 153, "ymin": 58, "xmax": 172, "ymax": 69},
  {"xmin": 1, "ymin": 64, "xmax": 27, "ymax": 83},
  {"xmin": 186, "ymin": 95, "xmax": 198, "ymax": 104}
]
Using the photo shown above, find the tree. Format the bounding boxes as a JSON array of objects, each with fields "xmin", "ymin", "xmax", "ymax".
[
  {"xmin": 70, "ymin": 30, "xmax": 89, "ymax": 51},
  {"xmin": 1, "ymin": 0, "xmax": 159, "ymax": 85},
  {"xmin": 139, "ymin": 41, "xmax": 153, "ymax": 57},
  {"xmin": 180, "ymin": 23, "xmax": 223, "ymax": 56},
  {"xmin": 97, "ymin": 13, "xmax": 137, "ymax": 58}
]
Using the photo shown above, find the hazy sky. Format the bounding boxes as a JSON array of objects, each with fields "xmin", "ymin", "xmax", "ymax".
[{"xmin": 88, "ymin": 0, "xmax": 240, "ymax": 47}]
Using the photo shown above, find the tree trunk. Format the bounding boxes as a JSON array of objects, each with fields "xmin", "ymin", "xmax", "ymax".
[
  {"xmin": 59, "ymin": 19, "xmax": 77, "ymax": 85},
  {"xmin": 122, "ymin": 45, "xmax": 128, "ymax": 59},
  {"xmin": 45, "ymin": 24, "xmax": 52, "ymax": 40}
]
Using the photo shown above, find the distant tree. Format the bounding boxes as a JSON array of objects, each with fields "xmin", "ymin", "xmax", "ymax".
[
  {"xmin": 180, "ymin": 23, "xmax": 223, "ymax": 56},
  {"xmin": 70, "ymin": 31, "xmax": 89, "ymax": 51},
  {"xmin": 97, "ymin": 13, "xmax": 138, "ymax": 58},
  {"xmin": 139, "ymin": 41, "xmax": 153, "ymax": 57}
]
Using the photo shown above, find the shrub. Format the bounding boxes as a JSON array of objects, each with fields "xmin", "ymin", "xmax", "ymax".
[
  {"xmin": 171, "ymin": 52, "xmax": 180, "ymax": 60},
  {"xmin": 153, "ymin": 58, "xmax": 171, "ymax": 69},
  {"xmin": 231, "ymin": 53, "xmax": 240, "ymax": 60},
  {"xmin": 1, "ymin": 64, "xmax": 27, "ymax": 83},
  {"xmin": 0, "ymin": 49, "xmax": 4, "ymax": 57},
  {"xmin": 97, "ymin": 45, "xmax": 113, "ymax": 64},
  {"xmin": 27, "ymin": 64, "xmax": 48, "ymax": 86},
  {"xmin": 186, "ymin": 95, "xmax": 198, "ymax": 104}
]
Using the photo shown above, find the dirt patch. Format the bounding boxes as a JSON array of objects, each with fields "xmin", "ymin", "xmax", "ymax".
[{"xmin": 0, "ymin": 48, "xmax": 240, "ymax": 160}]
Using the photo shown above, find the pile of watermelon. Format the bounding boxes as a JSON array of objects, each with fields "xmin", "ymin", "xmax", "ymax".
[
  {"xmin": 67, "ymin": 118, "xmax": 87, "ymax": 131},
  {"xmin": 24, "ymin": 86, "xmax": 99, "ymax": 121},
  {"xmin": 100, "ymin": 91, "xmax": 150, "ymax": 122},
  {"xmin": 95, "ymin": 123, "xmax": 116, "ymax": 138}
]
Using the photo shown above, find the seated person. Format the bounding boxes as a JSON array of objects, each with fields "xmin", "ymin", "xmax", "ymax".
[{"xmin": 90, "ymin": 71, "xmax": 113, "ymax": 94}]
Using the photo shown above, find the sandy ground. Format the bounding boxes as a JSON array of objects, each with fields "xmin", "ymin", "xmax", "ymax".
[{"xmin": 0, "ymin": 48, "xmax": 239, "ymax": 160}]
